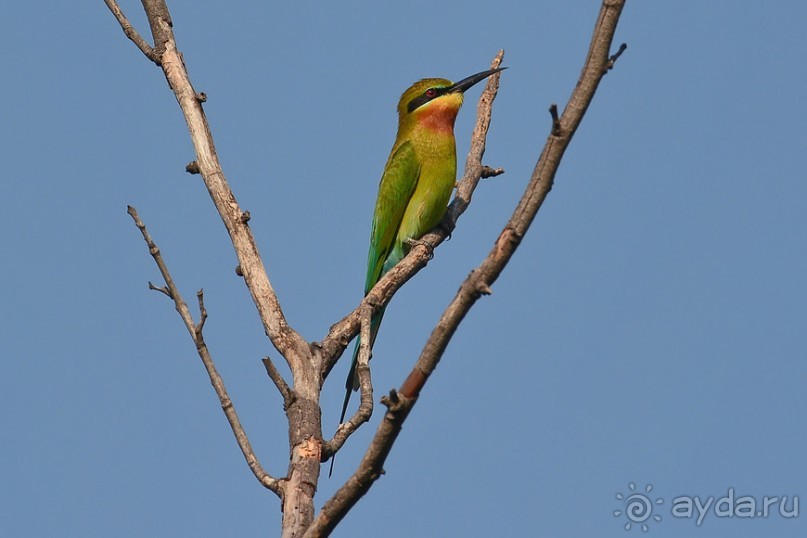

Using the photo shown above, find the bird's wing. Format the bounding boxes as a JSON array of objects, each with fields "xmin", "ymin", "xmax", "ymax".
[{"xmin": 365, "ymin": 140, "xmax": 421, "ymax": 294}]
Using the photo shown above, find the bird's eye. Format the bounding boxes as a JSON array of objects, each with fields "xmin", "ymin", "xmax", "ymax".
[{"xmin": 425, "ymin": 88, "xmax": 437, "ymax": 98}]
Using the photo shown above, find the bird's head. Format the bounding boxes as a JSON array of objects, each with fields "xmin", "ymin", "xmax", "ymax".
[{"xmin": 396, "ymin": 67, "xmax": 506, "ymax": 134}]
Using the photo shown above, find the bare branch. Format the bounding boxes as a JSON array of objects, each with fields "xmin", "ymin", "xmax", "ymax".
[
  {"xmin": 324, "ymin": 304, "xmax": 375, "ymax": 474},
  {"xmin": 403, "ymin": 0, "xmax": 629, "ymax": 434},
  {"xmin": 139, "ymin": 0, "xmax": 173, "ymax": 58},
  {"xmin": 306, "ymin": 391, "xmax": 411, "ymax": 538},
  {"xmin": 147, "ymin": 281, "xmax": 171, "ymax": 298},
  {"xmin": 549, "ymin": 104, "xmax": 562, "ymax": 136},
  {"xmin": 127, "ymin": 205, "xmax": 281, "ymax": 495},
  {"xmin": 445, "ymin": 49, "xmax": 507, "ymax": 226},
  {"xmin": 354, "ymin": 304, "xmax": 375, "ymax": 423},
  {"xmin": 480, "ymin": 165, "xmax": 505, "ymax": 179},
  {"xmin": 195, "ymin": 289, "xmax": 208, "ymax": 335},
  {"xmin": 103, "ymin": 0, "xmax": 159, "ymax": 63},
  {"xmin": 112, "ymin": 1, "xmax": 310, "ymax": 369},
  {"xmin": 606, "ymin": 42, "xmax": 628, "ymax": 72},
  {"xmin": 310, "ymin": 1, "xmax": 627, "ymax": 532},
  {"xmin": 262, "ymin": 356, "xmax": 295, "ymax": 410}
]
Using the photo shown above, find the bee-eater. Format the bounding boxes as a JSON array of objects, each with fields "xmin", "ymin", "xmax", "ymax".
[{"xmin": 337, "ymin": 67, "xmax": 506, "ymax": 433}]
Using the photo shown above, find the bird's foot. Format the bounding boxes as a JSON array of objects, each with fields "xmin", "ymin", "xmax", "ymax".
[{"xmin": 403, "ymin": 237, "xmax": 434, "ymax": 260}]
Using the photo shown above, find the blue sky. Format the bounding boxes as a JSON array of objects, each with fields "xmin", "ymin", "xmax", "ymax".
[{"xmin": 2, "ymin": 2, "xmax": 806, "ymax": 537}]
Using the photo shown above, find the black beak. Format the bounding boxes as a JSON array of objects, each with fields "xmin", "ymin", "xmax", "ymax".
[{"xmin": 448, "ymin": 67, "xmax": 507, "ymax": 94}]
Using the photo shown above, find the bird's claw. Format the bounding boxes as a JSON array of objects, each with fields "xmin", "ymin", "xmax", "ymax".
[
  {"xmin": 403, "ymin": 237, "xmax": 434, "ymax": 260},
  {"xmin": 437, "ymin": 220, "xmax": 453, "ymax": 240}
]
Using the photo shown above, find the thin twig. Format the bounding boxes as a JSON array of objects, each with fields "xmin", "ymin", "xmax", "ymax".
[
  {"xmin": 446, "ymin": 49, "xmax": 507, "ymax": 226},
  {"xmin": 102, "ymin": 0, "xmax": 159, "ymax": 63},
  {"xmin": 262, "ymin": 356, "xmax": 295, "ymax": 410},
  {"xmin": 606, "ymin": 43, "xmax": 628, "ymax": 72},
  {"xmin": 549, "ymin": 104, "xmax": 562, "ymax": 136},
  {"xmin": 325, "ymin": 303, "xmax": 374, "ymax": 474},
  {"xmin": 148, "ymin": 281, "xmax": 171, "ymax": 298},
  {"xmin": 127, "ymin": 205, "xmax": 280, "ymax": 495},
  {"xmin": 195, "ymin": 289, "xmax": 208, "ymax": 335},
  {"xmin": 354, "ymin": 304, "xmax": 374, "ymax": 422},
  {"xmin": 480, "ymin": 165, "xmax": 505, "ymax": 179}
]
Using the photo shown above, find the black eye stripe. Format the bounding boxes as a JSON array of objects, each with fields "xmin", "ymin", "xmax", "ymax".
[{"xmin": 407, "ymin": 87, "xmax": 447, "ymax": 113}]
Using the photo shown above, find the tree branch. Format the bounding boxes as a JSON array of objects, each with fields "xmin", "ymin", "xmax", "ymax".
[
  {"xmin": 309, "ymin": 1, "xmax": 627, "ymax": 533},
  {"xmin": 262, "ymin": 356, "xmax": 295, "ymax": 410},
  {"xmin": 127, "ymin": 205, "xmax": 280, "ymax": 495},
  {"xmin": 324, "ymin": 303, "xmax": 375, "ymax": 468},
  {"xmin": 109, "ymin": 0, "xmax": 311, "ymax": 369},
  {"xmin": 406, "ymin": 2, "xmax": 629, "ymax": 401},
  {"xmin": 103, "ymin": 0, "xmax": 159, "ymax": 63}
]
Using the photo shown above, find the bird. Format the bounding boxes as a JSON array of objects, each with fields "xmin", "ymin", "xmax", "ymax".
[{"xmin": 331, "ymin": 67, "xmax": 505, "ymax": 476}]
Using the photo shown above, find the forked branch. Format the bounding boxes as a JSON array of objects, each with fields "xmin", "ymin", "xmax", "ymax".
[
  {"xmin": 127, "ymin": 206, "xmax": 280, "ymax": 495},
  {"xmin": 103, "ymin": 0, "xmax": 159, "ymax": 63},
  {"xmin": 106, "ymin": 0, "xmax": 310, "ymax": 370},
  {"xmin": 324, "ymin": 303, "xmax": 375, "ymax": 475}
]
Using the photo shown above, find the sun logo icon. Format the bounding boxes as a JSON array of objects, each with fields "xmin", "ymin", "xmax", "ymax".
[{"xmin": 614, "ymin": 482, "xmax": 663, "ymax": 532}]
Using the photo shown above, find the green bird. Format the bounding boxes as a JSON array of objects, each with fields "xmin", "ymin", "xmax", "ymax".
[{"xmin": 338, "ymin": 67, "xmax": 505, "ymax": 432}]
